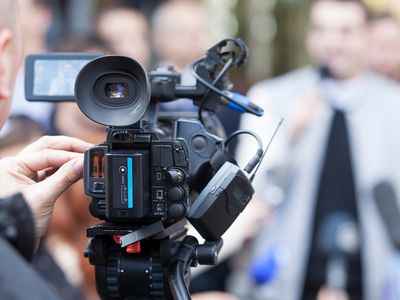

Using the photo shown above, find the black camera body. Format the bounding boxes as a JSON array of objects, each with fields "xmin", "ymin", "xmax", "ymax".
[
  {"xmin": 85, "ymin": 118, "xmax": 225, "ymax": 225},
  {"xmin": 25, "ymin": 38, "xmax": 265, "ymax": 299},
  {"xmin": 72, "ymin": 44, "xmax": 253, "ymax": 235},
  {"xmin": 85, "ymin": 131, "xmax": 189, "ymax": 224}
]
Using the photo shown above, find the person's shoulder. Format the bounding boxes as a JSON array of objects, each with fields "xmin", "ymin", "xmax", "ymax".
[
  {"xmin": 362, "ymin": 72, "xmax": 400, "ymax": 113},
  {"xmin": 365, "ymin": 72, "xmax": 400, "ymax": 95}
]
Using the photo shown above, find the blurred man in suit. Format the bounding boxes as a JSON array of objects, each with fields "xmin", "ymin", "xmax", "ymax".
[{"xmin": 237, "ymin": 0, "xmax": 400, "ymax": 299}]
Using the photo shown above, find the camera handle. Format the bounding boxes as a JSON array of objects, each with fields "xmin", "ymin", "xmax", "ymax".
[{"xmin": 169, "ymin": 236, "xmax": 224, "ymax": 300}]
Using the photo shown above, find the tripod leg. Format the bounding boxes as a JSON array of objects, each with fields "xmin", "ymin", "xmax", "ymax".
[{"xmin": 169, "ymin": 236, "xmax": 199, "ymax": 300}]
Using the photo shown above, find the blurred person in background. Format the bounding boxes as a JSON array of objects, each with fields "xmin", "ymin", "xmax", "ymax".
[
  {"xmin": 0, "ymin": 0, "xmax": 53, "ymax": 158},
  {"xmin": 368, "ymin": 13, "xmax": 400, "ymax": 82},
  {"xmin": 152, "ymin": 0, "xmax": 211, "ymax": 82},
  {"xmin": 0, "ymin": 1, "xmax": 94, "ymax": 298},
  {"xmin": 236, "ymin": 0, "xmax": 400, "ymax": 299},
  {"xmin": 151, "ymin": 0, "xmax": 243, "ymax": 156},
  {"xmin": 7, "ymin": 0, "xmax": 54, "ymax": 132},
  {"xmin": 151, "ymin": 0, "xmax": 210, "ymax": 112},
  {"xmin": 96, "ymin": 5, "xmax": 150, "ymax": 68},
  {"xmin": 0, "ymin": 0, "xmax": 53, "ymax": 159},
  {"xmin": 1, "ymin": 36, "xmax": 111, "ymax": 300}
]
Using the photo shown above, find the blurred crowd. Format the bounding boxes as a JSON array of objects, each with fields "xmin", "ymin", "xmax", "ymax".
[{"xmin": 2, "ymin": 0, "xmax": 400, "ymax": 299}]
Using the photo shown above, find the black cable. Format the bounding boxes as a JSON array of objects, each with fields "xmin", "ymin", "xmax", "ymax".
[
  {"xmin": 198, "ymin": 57, "xmax": 234, "ymax": 125},
  {"xmin": 169, "ymin": 260, "xmax": 191, "ymax": 300},
  {"xmin": 198, "ymin": 105, "xmax": 205, "ymax": 125},
  {"xmin": 225, "ymin": 130, "xmax": 263, "ymax": 174},
  {"xmin": 191, "ymin": 58, "xmax": 262, "ymax": 117},
  {"xmin": 212, "ymin": 57, "xmax": 234, "ymax": 84},
  {"xmin": 249, "ymin": 118, "xmax": 284, "ymax": 182},
  {"xmin": 225, "ymin": 130, "xmax": 262, "ymax": 150},
  {"xmin": 169, "ymin": 236, "xmax": 199, "ymax": 300}
]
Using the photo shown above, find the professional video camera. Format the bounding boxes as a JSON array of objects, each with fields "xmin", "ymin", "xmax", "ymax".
[{"xmin": 25, "ymin": 38, "xmax": 266, "ymax": 300}]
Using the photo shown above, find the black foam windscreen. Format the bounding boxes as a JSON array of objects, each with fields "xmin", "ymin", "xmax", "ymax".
[{"xmin": 317, "ymin": 212, "xmax": 359, "ymax": 258}]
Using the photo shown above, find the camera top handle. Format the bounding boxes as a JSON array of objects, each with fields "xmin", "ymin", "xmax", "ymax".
[{"xmin": 149, "ymin": 38, "xmax": 264, "ymax": 118}]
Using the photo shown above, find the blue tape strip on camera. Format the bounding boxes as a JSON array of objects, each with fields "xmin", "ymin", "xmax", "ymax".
[{"xmin": 127, "ymin": 157, "xmax": 133, "ymax": 208}]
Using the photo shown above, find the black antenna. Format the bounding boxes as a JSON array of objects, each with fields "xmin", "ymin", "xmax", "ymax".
[{"xmin": 249, "ymin": 118, "xmax": 284, "ymax": 183}]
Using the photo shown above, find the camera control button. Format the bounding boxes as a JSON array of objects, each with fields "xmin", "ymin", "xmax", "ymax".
[
  {"xmin": 168, "ymin": 187, "xmax": 185, "ymax": 201},
  {"xmin": 192, "ymin": 135, "xmax": 207, "ymax": 151},
  {"xmin": 166, "ymin": 169, "xmax": 184, "ymax": 185},
  {"xmin": 169, "ymin": 203, "xmax": 185, "ymax": 218}
]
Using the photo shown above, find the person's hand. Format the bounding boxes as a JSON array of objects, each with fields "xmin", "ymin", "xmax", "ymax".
[
  {"xmin": 0, "ymin": 136, "xmax": 92, "ymax": 240},
  {"xmin": 192, "ymin": 292, "xmax": 238, "ymax": 300}
]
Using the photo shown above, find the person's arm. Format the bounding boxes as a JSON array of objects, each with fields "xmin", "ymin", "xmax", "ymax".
[
  {"xmin": 0, "ymin": 193, "xmax": 35, "ymax": 260},
  {"xmin": 0, "ymin": 135, "xmax": 92, "ymax": 254},
  {"xmin": 0, "ymin": 237, "xmax": 62, "ymax": 300}
]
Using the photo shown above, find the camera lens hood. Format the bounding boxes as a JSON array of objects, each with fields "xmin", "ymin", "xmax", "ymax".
[{"xmin": 75, "ymin": 55, "xmax": 150, "ymax": 126}]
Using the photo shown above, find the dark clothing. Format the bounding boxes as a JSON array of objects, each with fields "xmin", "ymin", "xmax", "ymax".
[
  {"xmin": 34, "ymin": 243, "xmax": 85, "ymax": 300},
  {"xmin": 0, "ymin": 193, "xmax": 35, "ymax": 260},
  {"xmin": 0, "ymin": 194, "xmax": 62, "ymax": 299},
  {"xmin": 0, "ymin": 194, "xmax": 84, "ymax": 300},
  {"xmin": 302, "ymin": 111, "xmax": 363, "ymax": 299},
  {"xmin": 0, "ymin": 238, "xmax": 60, "ymax": 300},
  {"xmin": 190, "ymin": 258, "xmax": 232, "ymax": 294},
  {"xmin": 0, "ymin": 237, "xmax": 61, "ymax": 299}
]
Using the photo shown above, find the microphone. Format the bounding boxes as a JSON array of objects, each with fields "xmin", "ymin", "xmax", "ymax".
[
  {"xmin": 248, "ymin": 243, "xmax": 289, "ymax": 285},
  {"xmin": 317, "ymin": 212, "xmax": 359, "ymax": 291},
  {"xmin": 319, "ymin": 65, "xmax": 332, "ymax": 80},
  {"xmin": 221, "ymin": 91, "xmax": 264, "ymax": 116},
  {"xmin": 372, "ymin": 181, "xmax": 400, "ymax": 249},
  {"xmin": 373, "ymin": 181, "xmax": 400, "ymax": 299}
]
